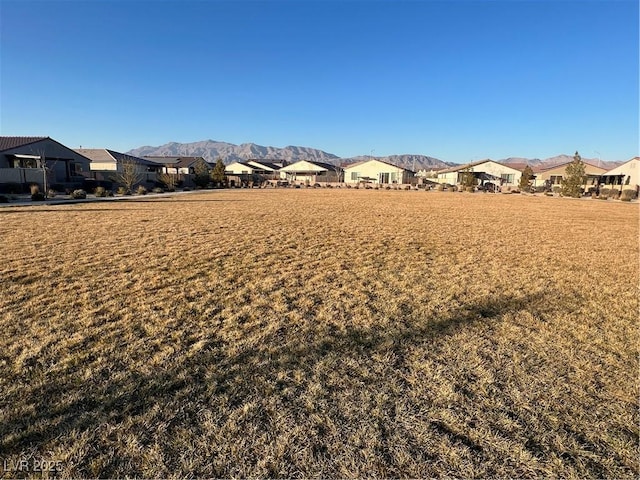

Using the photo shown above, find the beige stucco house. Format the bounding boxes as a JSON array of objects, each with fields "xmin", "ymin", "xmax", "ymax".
[
  {"xmin": 531, "ymin": 160, "xmax": 607, "ymax": 191},
  {"xmin": 436, "ymin": 160, "xmax": 523, "ymax": 190},
  {"xmin": 279, "ymin": 160, "xmax": 339, "ymax": 184},
  {"xmin": 343, "ymin": 159, "xmax": 414, "ymax": 185},
  {"xmin": 76, "ymin": 149, "xmax": 162, "ymax": 173},
  {"xmin": 598, "ymin": 157, "xmax": 639, "ymax": 193}
]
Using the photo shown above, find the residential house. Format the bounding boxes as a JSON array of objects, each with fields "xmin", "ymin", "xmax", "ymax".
[
  {"xmin": 76, "ymin": 149, "xmax": 162, "ymax": 172},
  {"xmin": 436, "ymin": 160, "xmax": 523, "ymax": 190},
  {"xmin": 598, "ymin": 157, "xmax": 639, "ymax": 194},
  {"xmin": 0, "ymin": 136, "xmax": 91, "ymax": 192},
  {"xmin": 247, "ymin": 160, "xmax": 286, "ymax": 180},
  {"xmin": 225, "ymin": 161, "xmax": 270, "ymax": 187},
  {"xmin": 343, "ymin": 159, "xmax": 414, "ymax": 186},
  {"xmin": 76, "ymin": 148, "xmax": 163, "ymax": 189},
  {"xmin": 279, "ymin": 160, "xmax": 339, "ymax": 184},
  {"xmin": 532, "ymin": 160, "xmax": 607, "ymax": 191},
  {"xmin": 142, "ymin": 156, "xmax": 213, "ymax": 175}
]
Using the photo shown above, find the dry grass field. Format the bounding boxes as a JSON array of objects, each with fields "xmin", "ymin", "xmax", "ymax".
[{"xmin": 0, "ymin": 189, "xmax": 638, "ymax": 478}]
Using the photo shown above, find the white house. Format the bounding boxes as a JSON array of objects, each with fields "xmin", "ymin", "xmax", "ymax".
[
  {"xmin": 343, "ymin": 159, "xmax": 414, "ymax": 185},
  {"xmin": 436, "ymin": 160, "xmax": 523, "ymax": 190},
  {"xmin": 142, "ymin": 156, "xmax": 213, "ymax": 175},
  {"xmin": 225, "ymin": 161, "xmax": 268, "ymax": 175},
  {"xmin": 279, "ymin": 160, "xmax": 339, "ymax": 184},
  {"xmin": 247, "ymin": 160, "xmax": 285, "ymax": 179},
  {"xmin": 598, "ymin": 157, "xmax": 639, "ymax": 193}
]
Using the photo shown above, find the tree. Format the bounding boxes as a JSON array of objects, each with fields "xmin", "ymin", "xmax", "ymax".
[
  {"xmin": 193, "ymin": 158, "xmax": 211, "ymax": 188},
  {"xmin": 210, "ymin": 158, "xmax": 226, "ymax": 187},
  {"xmin": 561, "ymin": 151, "xmax": 586, "ymax": 198},
  {"xmin": 333, "ymin": 164, "xmax": 344, "ymax": 183},
  {"xmin": 519, "ymin": 165, "xmax": 534, "ymax": 191},
  {"xmin": 113, "ymin": 157, "xmax": 143, "ymax": 194},
  {"xmin": 157, "ymin": 172, "xmax": 178, "ymax": 191},
  {"xmin": 460, "ymin": 168, "xmax": 476, "ymax": 189}
]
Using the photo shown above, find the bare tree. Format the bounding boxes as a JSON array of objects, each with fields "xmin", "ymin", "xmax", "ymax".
[
  {"xmin": 112, "ymin": 157, "xmax": 143, "ymax": 194},
  {"xmin": 157, "ymin": 172, "xmax": 178, "ymax": 191},
  {"xmin": 333, "ymin": 164, "xmax": 344, "ymax": 184}
]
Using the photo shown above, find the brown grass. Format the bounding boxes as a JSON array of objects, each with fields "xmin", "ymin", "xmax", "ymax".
[{"xmin": 0, "ymin": 190, "xmax": 638, "ymax": 478}]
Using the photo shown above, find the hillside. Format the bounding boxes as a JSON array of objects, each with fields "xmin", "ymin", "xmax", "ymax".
[
  {"xmin": 127, "ymin": 140, "xmax": 452, "ymax": 171},
  {"xmin": 127, "ymin": 140, "xmax": 622, "ymax": 171}
]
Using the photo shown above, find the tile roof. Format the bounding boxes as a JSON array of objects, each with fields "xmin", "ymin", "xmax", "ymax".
[{"xmin": 0, "ymin": 136, "xmax": 48, "ymax": 152}]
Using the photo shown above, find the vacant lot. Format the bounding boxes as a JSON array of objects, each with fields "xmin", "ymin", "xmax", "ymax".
[{"xmin": 0, "ymin": 190, "xmax": 637, "ymax": 478}]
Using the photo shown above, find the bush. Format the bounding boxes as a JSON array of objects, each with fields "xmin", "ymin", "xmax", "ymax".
[
  {"xmin": 620, "ymin": 189, "xmax": 638, "ymax": 201},
  {"xmin": 152, "ymin": 187, "xmax": 164, "ymax": 194},
  {"xmin": 117, "ymin": 186, "xmax": 128, "ymax": 195},
  {"xmin": 70, "ymin": 189, "xmax": 87, "ymax": 199},
  {"xmin": 436, "ymin": 184, "xmax": 444, "ymax": 191},
  {"xmin": 47, "ymin": 189, "xmax": 57, "ymax": 198},
  {"xmin": 552, "ymin": 186, "xmax": 561, "ymax": 194},
  {"xmin": 136, "ymin": 185, "xmax": 148, "ymax": 195},
  {"xmin": 30, "ymin": 184, "xmax": 40, "ymax": 195},
  {"xmin": 94, "ymin": 186, "xmax": 108, "ymax": 197}
]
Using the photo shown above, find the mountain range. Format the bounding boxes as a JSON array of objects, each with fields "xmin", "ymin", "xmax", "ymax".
[{"xmin": 127, "ymin": 140, "xmax": 621, "ymax": 171}]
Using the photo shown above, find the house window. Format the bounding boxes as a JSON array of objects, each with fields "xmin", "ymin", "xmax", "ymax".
[
  {"xmin": 501, "ymin": 173, "xmax": 515, "ymax": 184},
  {"xmin": 379, "ymin": 172, "xmax": 390, "ymax": 183},
  {"xmin": 350, "ymin": 172, "xmax": 360, "ymax": 180},
  {"xmin": 549, "ymin": 175, "xmax": 563, "ymax": 185},
  {"xmin": 390, "ymin": 172, "xmax": 397, "ymax": 183}
]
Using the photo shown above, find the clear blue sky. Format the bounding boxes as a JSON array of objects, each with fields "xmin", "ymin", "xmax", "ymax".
[{"xmin": 1, "ymin": 0, "xmax": 638, "ymax": 162}]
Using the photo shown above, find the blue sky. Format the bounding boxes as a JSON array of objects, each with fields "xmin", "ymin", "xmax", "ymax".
[{"xmin": 1, "ymin": 0, "xmax": 638, "ymax": 162}]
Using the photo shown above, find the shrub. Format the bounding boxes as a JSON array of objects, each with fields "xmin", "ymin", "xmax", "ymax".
[
  {"xmin": 403, "ymin": 185, "xmax": 411, "ymax": 190},
  {"xmin": 136, "ymin": 185, "xmax": 148, "ymax": 195},
  {"xmin": 552, "ymin": 186, "xmax": 561, "ymax": 194},
  {"xmin": 47, "ymin": 189, "xmax": 57, "ymax": 198},
  {"xmin": 30, "ymin": 184, "xmax": 44, "ymax": 201},
  {"xmin": 94, "ymin": 186, "xmax": 108, "ymax": 197},
  {"xmin": 465, "ymin": 186, "xmax": 474, "ymax": 193},
  {"xmin": 117, "ymin": 186, "xmax": 128, "ymax": 195},
  {"xmin": 620, "ymin": 189, "xmax": 637, "ymax": 201},
  {"xmin": 70, "ymin": 189, "xmax": 87, "ymax": 199},
  {"xmin": 152, "ymin": 187, "xmax": 164, "ymax": 194},
  {"xmin": 436, "ymin": 184, "xmax": 444, "ymax": 191}
]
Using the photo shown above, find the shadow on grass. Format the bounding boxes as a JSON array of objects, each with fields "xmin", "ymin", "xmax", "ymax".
[{"xmin": 0, "ymin": 291, "xmax": 615, "ymax": 477}]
